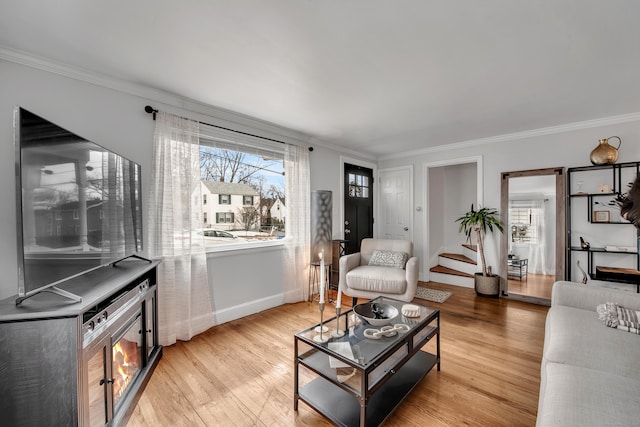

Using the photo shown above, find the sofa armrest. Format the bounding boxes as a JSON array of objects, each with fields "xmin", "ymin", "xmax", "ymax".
[
  {"xmin": 552, "ymin": 281, "xmax": 640, "ymax": 312},
  {"xmin": 405, "ymin": 256, "xmax": 420, "ymax": 294}
]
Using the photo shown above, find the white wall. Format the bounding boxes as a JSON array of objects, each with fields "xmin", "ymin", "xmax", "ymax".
[
  {"xmin": 443, "ymin": 163, "xmax": 477, "ymax": 251},
  {"xmin": 0, "ymin": 58, "xmax": 362, "ymax": 324},
  {"xmin": 380, "ymin": 120, "xmax": 640, "ymax": 282}
]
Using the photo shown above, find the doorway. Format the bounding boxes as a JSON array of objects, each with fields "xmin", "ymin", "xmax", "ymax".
[
  {"xmin": 424, "ymin": 157, "xmax": 483, "ymax": 281},
  {"xmin": 344, "ymin": 163, "xmax": 373, "ymax": 254}
]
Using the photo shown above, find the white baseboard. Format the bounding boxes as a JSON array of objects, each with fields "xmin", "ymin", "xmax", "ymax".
[{"xmin": 213, "ymin": 294, "xmax": 284, "ymax": 325}]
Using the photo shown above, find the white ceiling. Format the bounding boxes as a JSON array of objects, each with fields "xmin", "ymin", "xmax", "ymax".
[{"xmin": 2, "ymin": 1, "xmax": 640, "ymax": 157}]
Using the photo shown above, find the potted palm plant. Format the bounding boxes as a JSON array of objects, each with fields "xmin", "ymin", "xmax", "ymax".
[{"xmin": 456, "ymin": 204, "xmax": 504, "ymax": 297}]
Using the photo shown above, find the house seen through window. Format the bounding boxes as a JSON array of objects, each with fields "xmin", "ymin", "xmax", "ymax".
[{"xmin": 194, "ymin": 128, "xmax": 286, "ymax": 249}]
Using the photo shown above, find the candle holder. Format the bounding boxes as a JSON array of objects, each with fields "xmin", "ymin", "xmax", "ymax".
[
  {"xmin": 313, "ymin": 302, "xmax": 329, "ymax": 343},
  {"xmin": 331, "ymin": 306, "xmax": 345, "ymax": 338}
]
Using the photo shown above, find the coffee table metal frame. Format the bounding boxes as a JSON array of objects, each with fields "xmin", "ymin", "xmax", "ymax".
[{"xmin": 294, "ymin": 296, "xmax": 440, "ymax": 427}]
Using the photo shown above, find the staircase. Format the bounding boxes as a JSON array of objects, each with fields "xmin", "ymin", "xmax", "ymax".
[{"xmin": 429, "ymin": 244, "xmax": 477, "ymax": 288}]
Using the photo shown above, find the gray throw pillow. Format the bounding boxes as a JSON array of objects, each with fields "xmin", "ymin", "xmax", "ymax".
[{"xmin": 368, "ymin": 250, "xmax": 407, "ymax": 269}]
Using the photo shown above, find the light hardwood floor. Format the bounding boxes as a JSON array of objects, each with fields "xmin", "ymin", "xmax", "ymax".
[
  {"xmin": 507, "ymin": 273, "xmax": 555, "ymax": 300},
  {"xmin": 127, "ymin": 282, "xmax": 549, "ymax": 426}
]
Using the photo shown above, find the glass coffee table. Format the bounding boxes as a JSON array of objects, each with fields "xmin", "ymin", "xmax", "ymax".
[{"xmin": 294, "ymin": 296, "xmax": 440, "ymax": 427}]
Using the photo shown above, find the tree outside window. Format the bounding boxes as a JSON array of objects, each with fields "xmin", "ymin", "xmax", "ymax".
[{"xmin": 197, "ymin": 143, "xmax": 285, "ymax": 247}]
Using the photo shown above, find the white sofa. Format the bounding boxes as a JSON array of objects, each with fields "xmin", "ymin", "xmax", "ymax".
[
  {"xmin": 537, "ymin": 281, "xmax": 640, "ymax": 426},
  {"xmin": 338, "ymin": 238, "xmax": 419, "ymax": 304}
]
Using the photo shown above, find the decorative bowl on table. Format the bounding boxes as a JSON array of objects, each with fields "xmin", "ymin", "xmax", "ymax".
[{"xmin": 353, "ymin": 302, "xmax": 398, "ymax": 326}]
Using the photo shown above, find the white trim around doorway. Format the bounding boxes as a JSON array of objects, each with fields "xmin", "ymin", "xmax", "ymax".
[{"xmin": 423, "ymin": 156, "xmax": 483, "ymax": 282}]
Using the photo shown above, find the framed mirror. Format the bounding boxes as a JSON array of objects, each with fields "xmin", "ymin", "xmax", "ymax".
[{"xmin": 500, "ymin": 167, "xmax": 566, "ymax": 305}]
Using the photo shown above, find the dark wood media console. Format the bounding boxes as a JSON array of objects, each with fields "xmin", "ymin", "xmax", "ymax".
[{"xmin": 0, "ymin": 258, "xmax": 161, "ymax": 427}]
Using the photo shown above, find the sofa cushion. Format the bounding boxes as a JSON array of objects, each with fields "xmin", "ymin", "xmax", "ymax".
[
  {"xmin": 345, "ymin": 265, "xmax": 407, "ymax": 294},
  {"xmin": 537, "ymin": 363, "xmax": 640, "ymax": 426},
  {"xmin": 543, "ymin": 305, "xmax": 640, "ymax": 379},
  {"xmin": 368, "ymin": 250, "xmax": 407, "ymax": 269}
]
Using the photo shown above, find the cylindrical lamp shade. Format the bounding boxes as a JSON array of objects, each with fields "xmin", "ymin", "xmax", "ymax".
[{"xmin": 311, "ymin": 190, "xmax": 332, "ymax": 263}]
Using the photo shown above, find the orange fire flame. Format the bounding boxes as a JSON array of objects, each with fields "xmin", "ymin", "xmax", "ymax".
[{"xmin": 112, "ymin": 339, "xmax": 140, "ymax": 403}]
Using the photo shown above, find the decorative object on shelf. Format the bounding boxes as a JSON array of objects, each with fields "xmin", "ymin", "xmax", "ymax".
[
  {"xmin": 456, "ymin": 204, "xmax": 504, "ymax": 297},
  {"xmin": 353, "ymin": 302, "xmax": 399, "ymax": 326},
  {"xmin": 577, "ymin": 260, "xmax": 588, "ymax": 284},
  {"xmin": 590, "ymin": 136, "xmax": 622, "ymax": 165},
  {"xmin": 597, "ymin": 184, "xmax": 612, "ymax": 193},
  {"xmin": 604, "ymin": 245, "xmax": 637, "ymax": 252},
  {"xmin": 575, "ymin": 180, "xmax": 586, "ymax": 195},
  {"xmin": 616, "ymin": 173, "xmax": 640, "ymax": 230},
  {"xmin": 593, "ymin": 210, "xmax": 611, "ymax": 223},
  {"xmin": 580, "ymin": 236, "xmax": 591, "ymax": 249}
]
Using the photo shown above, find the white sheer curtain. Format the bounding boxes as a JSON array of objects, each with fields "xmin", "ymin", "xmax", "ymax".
[
  {"xmin": 283, "ymin": 144, "xmax": 310, "ymax": 303},
  {"xmin": 528, "ymin": 200, "xmax": 549, "ymax": 275},
  {"xmin": 148, "ymin": 112, "xmax": 214, "ymax": 346}
]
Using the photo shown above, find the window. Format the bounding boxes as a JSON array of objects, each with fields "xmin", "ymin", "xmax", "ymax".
[
  {"xmin": 203, "ymin": 212, "xmax": 207, "ymax": 224},
  {"xmin": 203, "ymin": 194, "xmax": 207, "ymax": 205},
  {"xmin": 73, "ymin": 210, "xmax": 79, "ymax": 220},
  {"xmin": 55, "ymin": 211, "xmax": 62, "ymax": 220},
  {"xmin": 509, "ymin": 204, "xmax": 541, "ymax": 243},
  {"xmin": 195, "ymin": 123, "xmax": 287, "ymax": 249},
  {"xmin": 348, "ymin": 173, "xmax": 370, "ymax": 198},
  {"xmin": 216, "ymin": 212, "xmax": 234, "ymax": 223}
]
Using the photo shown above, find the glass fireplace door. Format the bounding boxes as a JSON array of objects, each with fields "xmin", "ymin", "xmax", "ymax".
[
  {"xmin": 86, "ymin": 335, "xmax": 110, "ymax": 427},
  {"xmin": 112, "ymin": 313, "xmax": 143, "ymax": 410}
]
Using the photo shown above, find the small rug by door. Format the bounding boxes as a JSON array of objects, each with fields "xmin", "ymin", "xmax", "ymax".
[{"xmin": 415, "ymin": 287, "xmax": 452, "ymax": 304}]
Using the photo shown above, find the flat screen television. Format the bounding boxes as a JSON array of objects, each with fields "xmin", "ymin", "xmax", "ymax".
[{"xmin": 14, "ymin": 107, "xmax": 143, "ymax": 304}]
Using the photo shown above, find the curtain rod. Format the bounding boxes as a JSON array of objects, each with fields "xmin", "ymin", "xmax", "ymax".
[{"xmin": 144, "ymin": 105, "xmax": 303, "ymax": 148}]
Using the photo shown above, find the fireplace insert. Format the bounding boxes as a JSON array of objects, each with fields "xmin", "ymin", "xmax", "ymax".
[{"xmin": 0, "ymin": 259, "xmax": 161, "ymax": 427}]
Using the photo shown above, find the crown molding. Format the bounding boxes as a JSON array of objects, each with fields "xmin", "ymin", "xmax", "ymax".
[
  {"xmin": 380, "ymin": 112, "xmax": 640, "ymax": 161},
  {"xmin": 0, "ymin": 45, "xmax": 313, "ymax": 146}
]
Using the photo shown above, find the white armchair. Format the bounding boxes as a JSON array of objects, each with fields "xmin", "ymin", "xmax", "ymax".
[{"xmin": 338, "ymin": 238, "xmax": 419, "ymax": 305}]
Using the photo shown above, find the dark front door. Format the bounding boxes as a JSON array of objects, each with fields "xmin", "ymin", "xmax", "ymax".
[{"xmin": 344, "ymin": 163, "xmax": 374, "ymax": 254}]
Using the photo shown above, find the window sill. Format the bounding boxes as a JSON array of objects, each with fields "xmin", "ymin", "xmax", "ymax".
[{"xmin": 204, "ymin": 238, "xmax": 286, "ymax": 255}]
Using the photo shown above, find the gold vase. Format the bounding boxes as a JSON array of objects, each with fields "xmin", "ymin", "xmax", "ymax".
[{"xmin": 590, "ymin": 136, "xmax": 621, "ymax": 165}]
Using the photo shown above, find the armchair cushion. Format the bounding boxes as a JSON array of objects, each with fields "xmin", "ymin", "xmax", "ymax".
[
  {"xmin": 368, "ymin": 250, "xmax": 408, "ymax": 269},
  {"xmin": 346, "ymin": 265, "xmax": 407, "ymax": 294}
]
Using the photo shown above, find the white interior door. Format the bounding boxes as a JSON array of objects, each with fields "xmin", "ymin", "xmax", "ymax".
[{"xmin": 379, "ymin": 166, "xmax": 413, "ymax": 240}]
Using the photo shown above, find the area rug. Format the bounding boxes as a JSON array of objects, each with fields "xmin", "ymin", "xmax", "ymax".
[{"xmin": 415, "ymin": 287, "xmax": 452, "ymax": 304}]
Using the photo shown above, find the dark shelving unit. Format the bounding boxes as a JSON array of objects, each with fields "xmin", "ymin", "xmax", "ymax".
[{"xmin": 567, "ymin": 162, "xmax": 640, "ymax": 292}]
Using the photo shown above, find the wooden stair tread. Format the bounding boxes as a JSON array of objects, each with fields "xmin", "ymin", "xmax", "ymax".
[
  {"xmin": 430, "ymin": 265, "xmax": 474, "ymax": 278},
  {"xmin": 462, "ymin": 244, "xmax": 477, "ymax": 252},
  {"xmin": 440, "ymin": 253, "xmax": 476, "ymax": 265}
]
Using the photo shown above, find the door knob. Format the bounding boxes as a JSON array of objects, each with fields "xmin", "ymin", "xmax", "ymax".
[
  {"xmin": 403, "ymin": 227, "xmax": 409, "ymax": 231},
  {"xmin": 345, "ymin": 229, "xmax": 351, "ymax": 235}
]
